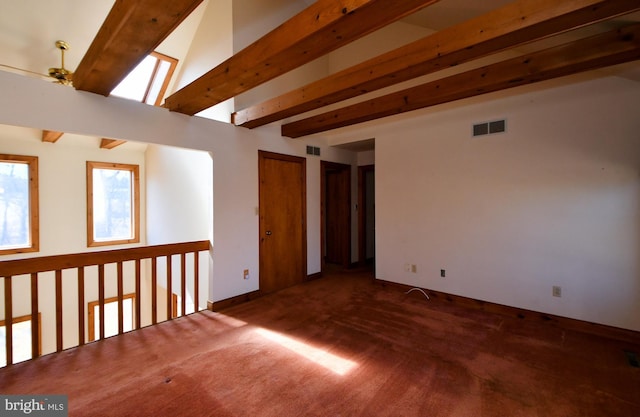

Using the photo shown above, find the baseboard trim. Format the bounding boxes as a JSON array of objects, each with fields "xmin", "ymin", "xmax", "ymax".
[
  {"xmin": 208, "ymin": 290, "xmax": 261, "ymax": 312},
  {"xmin": 375, "ymin": 279, "xmax": 640, "ymax": 344},
  {"xmin": 307, "ymin": 271, "xmax": 323, "ymax": 281},
  {"xmin": 208, "ymin": 271, "xmax": 325, "ymax": 311}
]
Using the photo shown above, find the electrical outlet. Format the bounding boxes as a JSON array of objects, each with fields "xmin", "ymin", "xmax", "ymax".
[
  {"xmin": 552, "ymin": 286, "xmax": 561, "ymax": 297},
  {"xmin": 243, "ymin": 269, "xmax": 250, "ymax": 280},
  {"xmin": 404, "ymin": 263, "xmax": 411, "ymax": 272},
  {"xmin": 440, "ymin": 269, "xmax": 446, "ymax": 278}
]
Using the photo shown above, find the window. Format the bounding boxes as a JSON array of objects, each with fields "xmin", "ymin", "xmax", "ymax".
[
  {"xmin": 0, "ymin": 314, "xmax": 41, "ymax": 367},
  {"xmin": 88, "ymin": 294, "xmax": 135, "ymax": 342},
  {"xmin": 110, "ymin": 52, "xmax": 178, "ymax": 106},
  {"xmin": 87, "ymin": 161, "xmax": 139, "ymax": 247},
  {"xmin": 0, "ymin": 154, "xmax": 38, "ymax": 255}
]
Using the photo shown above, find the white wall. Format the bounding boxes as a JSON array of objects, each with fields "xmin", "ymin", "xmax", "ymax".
[
  {"xmin": 328, "ymin": 21, "xmax": 431, "ymax": 74},
  {"xmin": 146, "ymin": 144, "xmax": 212, "ymax": 245},
  {"xmin": 358, "ymin": 150, "xmax": 375, "ymax": 166},
  {"xmin": 0, "ymin": 122, "xmax": 218, "ymax": 354},
  {"xmin": 374, "ymin": 75, "xmax": 640, "ymax": 332},
  {"xmin": 0, "ymin": 127, "xmax": 147, "ymax": 353},
  {"xmin": 0, "ymin": 71, "xmax": 357, "ymax": 305},
  {"xmin": 0, "ymin": 127, "xmax": 147, "ymax": 258},
  {"xmin": 5, "ymin": 0, "xmax": 637, "ymax": 336},
  {"xmin": 145, "ymin": 144, "xmax": 213, "ymax": 311},
  {"xmin": 231, "ymin": 0, "xmax": 330, "ymax": 113}
]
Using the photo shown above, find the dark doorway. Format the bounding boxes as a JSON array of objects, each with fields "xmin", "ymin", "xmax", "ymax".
[
  {"xmin": 321, "ymin": 161, "xmax": 351, "ymax": 272},
  {"xmin": 358, "ymin": 165, "xmax": 375, "ymax": 266},
  {"xmin": 258, "ymin": 151, "xmax": 307, "ymax": 294}
]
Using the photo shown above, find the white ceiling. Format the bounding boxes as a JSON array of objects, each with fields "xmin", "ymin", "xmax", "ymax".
[
  {"xmin": 5, "ymin": 0, "xmax": 637, "ymax": 85},
  {"xmin": 1, "ymin": 0, "xmax": 639, "ymax": 149},
  {"xmin": 0, "ymin": 0, "xmax": 214, "ymax": 86}
]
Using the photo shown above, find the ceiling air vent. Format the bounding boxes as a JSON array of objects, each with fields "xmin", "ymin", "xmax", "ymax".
[
  {"xmin": 473, "ymin": 119, "xmax": 506, "ymax": 137},
  {"xmin": 306, "ymin": 145, "xmax": 321, "ymax": 156}
]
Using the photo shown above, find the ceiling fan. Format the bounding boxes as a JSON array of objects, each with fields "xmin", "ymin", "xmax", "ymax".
[
  {"xmin": 0, "ymin": 40, "xmax": 74, "ymax": 85},
  {"xmin": 47, "ymin": 40, "xmax": 73, "ymax": 85}
]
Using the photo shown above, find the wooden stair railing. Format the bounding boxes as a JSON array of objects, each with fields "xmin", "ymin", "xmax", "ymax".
[{"xmin": 1, "ymin": 240, "xmax": 211, "ymax": 367}]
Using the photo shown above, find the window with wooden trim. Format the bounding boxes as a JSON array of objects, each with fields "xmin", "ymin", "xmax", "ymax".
[
  {"xmin": 0, "ymin": 314, "xmax": 42, "ymax": 367},
  {"xmin": 110, "ymin": 51, "xmax": 178, "ymax": 106},
  {"xmin": 88, "ymin": 294, "xmax": 136, "ymax": 342},
  {"xmin": 0, "ymin": 154, "xmax": 39, "ymax": 255},
  {"xmin": 87, "ymin": 161, "xmax": 140, "ymax": 247}
]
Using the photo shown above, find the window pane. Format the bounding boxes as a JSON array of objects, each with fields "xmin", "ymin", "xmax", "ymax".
[
  {"xmin": 110, "ymin": 56, "xmax": 157, "ymax": 101},
  {"xmin": 93, "ymin": 298, "xmax": 134, "ymax": 340},
  {"xmin": 0, "ymin": 320, "xmax": 33, "ymax": 367},
  {"xmin": 93, "ymin": 168, "xmax": 133, "ymax": 241},
  {"xmin": 0, "ymin": 161, "xmax": 30, "ymax": 249},
  {"xmin": 145, "ymin": 60, "xmax": 171, "ymax": 105}
]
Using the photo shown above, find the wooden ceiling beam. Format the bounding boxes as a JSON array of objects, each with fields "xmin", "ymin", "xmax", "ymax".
[
  {"xmin": 100, "ymin": 139, "xmax": 128, "ymax": 149},
  {"xmin": 164, "ymin": 0, "xmax": 441, "ymax": 116},
  {"xmin": 42, "ymin": 130, "xmax": 64, "ymax": 143},
  {"xmin": 234, "ymin": 0, "xmax": 640, "ymax": 128},
  {"xmin": 73, "ymin": 0, "xmax": 204, "ymax": 96},
  {"xmin": 282, "ymin": 24, "xmax": 640, "ymax": 138}
]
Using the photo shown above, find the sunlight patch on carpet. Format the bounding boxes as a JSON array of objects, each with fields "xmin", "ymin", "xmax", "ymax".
[
  {"xmin": 254, "ymin": 328, "xmax": 357, "ymax": 375},
  {"xmin": 212, "ymin": 313, "xmax": 248, "ymax": 328}
]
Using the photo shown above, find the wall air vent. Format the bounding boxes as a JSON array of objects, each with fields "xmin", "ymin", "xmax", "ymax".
[
  {"xmin": 473, "ymin": 119, "xmax": 506, "ymax": 137},
  {"xmin": 306, "ymin": 145, "xmax": 321, "ymax": 156}
]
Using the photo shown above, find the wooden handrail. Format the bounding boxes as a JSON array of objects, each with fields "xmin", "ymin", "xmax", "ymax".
[
  {"xmin": 1, "ymin": 240, "xmax": 211, "ymax": 367},
  {"xmin": 0, "ymin": 240, "xmax": 210, "ymax": 276}
]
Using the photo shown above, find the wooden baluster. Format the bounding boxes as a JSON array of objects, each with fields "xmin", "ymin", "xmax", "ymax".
[
  {"xmin": 151, "ymin": 257, "xmax": 157, "ymax": 325},
  {"xmin": 31, "ymin": 273, "xmax": 39, "ymax": 359},
  {"xmin": 135, "ymin": 259, "xmax": 141, "ymax": 330},
  {"xmin": 117, "ymin": 261, "xmax": 124, "ymax": 335},
  {"xmin": 77, "ymin": 268, "xmax": 85, "ymax": 346},
  {"xmin": 0, "ymin": 241, "xmax": 208, "ymax": 364},
  {"xmin": 194, "ymin": 251, "xmax": 199, "ymax": 312},
  {"xmin": 98, "ymin": 265, "xmax": 105, "ymax": 340},
  {"xmin": 181, "ymin": 253, "xmax": 186, "ymax": 317},
  {"xmin": 4, "ymin": 277, "xmax": 13, "ymax": 366},
  {"xmin": 166, "ymin": 255, "xmax": 173, "ymax": 320},
  {"xmin": 55, "ymin": 270, "xmax": 63, "ymax": 352}
]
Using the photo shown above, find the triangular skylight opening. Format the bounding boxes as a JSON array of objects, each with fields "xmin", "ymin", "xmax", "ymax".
[{"xmin": 111, "ymin": 52, "xmax": 177, "ymax": 106}]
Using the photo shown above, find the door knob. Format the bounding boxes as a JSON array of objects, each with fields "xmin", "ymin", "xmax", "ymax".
[{"xmin": 266, "ymin": 230, "xmax": 272, "ymax": 235}]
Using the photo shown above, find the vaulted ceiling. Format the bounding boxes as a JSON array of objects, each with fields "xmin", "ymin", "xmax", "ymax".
[{"xmin": 1, "ymin": 0, "xmax": 639, "ymax": 143}]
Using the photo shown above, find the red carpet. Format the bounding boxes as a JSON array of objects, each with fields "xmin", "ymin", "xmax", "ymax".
[{"xmin": 1, "ymin": 269, "xmax": 639, "ymax": 416}]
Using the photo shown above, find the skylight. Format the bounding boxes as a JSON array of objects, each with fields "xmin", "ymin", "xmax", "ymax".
[{"xmin": 110, "ymin": 52, "xmax": 177, "ymax": 106}]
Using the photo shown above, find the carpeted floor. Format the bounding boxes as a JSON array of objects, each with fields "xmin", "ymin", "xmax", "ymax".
[{"xmin": 1, "ymin": 268, "xmax": 639, "ymax": 416}]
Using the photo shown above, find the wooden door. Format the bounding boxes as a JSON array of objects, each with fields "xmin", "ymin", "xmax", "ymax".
[
  {"xmin": 358, "ymin": 165, "xmax": 375, "ymax": 264},
  {"xmin": 322, "ymin": 161, "xmax": 351, "ymax": 268},
  {"xmin": 259, "ymin": 151, "xmax": 307, "ymax": 294}
]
